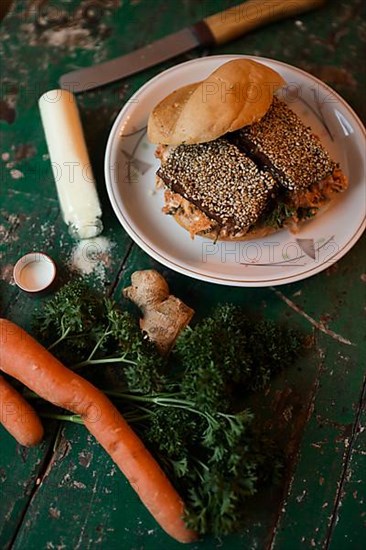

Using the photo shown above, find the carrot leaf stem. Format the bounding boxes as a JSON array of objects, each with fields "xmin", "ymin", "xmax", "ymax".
[
  {"xmin": 72, "ymin": 354, "xmax": 136, "ymax": 369},
  {"xmin": 48, "ymin": 326, "xmax": 71, "ymax": 350},
  {"xmin": 86, "ymin": 327, "xmax": 113, "ymax": 362},
  {"xmin": 40, "ymin": 412, "xmax": 84, "ymax": 424},
  {"xmin": 33, "ymin": 281, "xmax": 304, "ymax": 537}
]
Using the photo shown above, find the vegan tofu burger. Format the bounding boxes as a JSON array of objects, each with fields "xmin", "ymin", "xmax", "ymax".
[{"xmin": 147, "ymin": 60, "xmax": 348, "ymax": 240}]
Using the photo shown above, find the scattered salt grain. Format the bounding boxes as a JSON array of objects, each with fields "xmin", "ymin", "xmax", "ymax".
[
  {"xmin": 69, "ymin": 236, "xmax": 115, "ymax": 284},
  {"xmin": 40, "ymin": 221, "xmax": 56, "ymax": 240}
]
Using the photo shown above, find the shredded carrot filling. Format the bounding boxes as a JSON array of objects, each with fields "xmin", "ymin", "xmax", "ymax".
[
  {"xmin": 290, "ymin": 168, "xmax": 348, "ymax": 209},
  {"xmin": 162, "ymin": 190, "xmax": 215, "ymax": 238}
]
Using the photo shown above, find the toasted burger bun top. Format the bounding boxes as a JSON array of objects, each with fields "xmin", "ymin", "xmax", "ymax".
[{"xmin": 148, "ymin": 59, "xmax": 285, "ymax": 145}]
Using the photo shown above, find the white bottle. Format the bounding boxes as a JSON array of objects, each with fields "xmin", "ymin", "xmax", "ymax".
[{"xmin": 39, "ymin": 89, "xmax": 103, "ymax": 239}]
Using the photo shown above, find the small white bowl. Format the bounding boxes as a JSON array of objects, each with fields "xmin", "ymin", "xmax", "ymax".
[{"xmin": 13, "ymin": 252, "xmax": 57, "ymax": 294}]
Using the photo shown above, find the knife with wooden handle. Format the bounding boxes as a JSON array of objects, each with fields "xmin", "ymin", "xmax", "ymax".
[{"xmin": 60, "ymin": 0, "xmax": 326, "ymax": 93}]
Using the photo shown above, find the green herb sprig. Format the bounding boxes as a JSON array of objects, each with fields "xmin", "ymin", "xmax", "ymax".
[{"xmin": 34, "ymin": 280, "xmax": 303, "ymax": 536}]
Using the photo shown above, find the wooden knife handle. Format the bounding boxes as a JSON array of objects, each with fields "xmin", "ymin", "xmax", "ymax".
[{"xmin": 203, "ymin": 0, "xmax": 326, "ymax": 45}]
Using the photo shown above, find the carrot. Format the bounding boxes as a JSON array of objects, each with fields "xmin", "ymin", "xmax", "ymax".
[
  {"xmin": 0, "ymin": 318, "xmax": 197, "ymax": 544},
  {"xmin": 0, "ymin": 374, "xmax": 44, "ymax": 446}
]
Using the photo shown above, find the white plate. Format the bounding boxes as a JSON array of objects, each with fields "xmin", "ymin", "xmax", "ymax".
[{"xmin": 105, "ymin": 55, "xmax": 366, "ymax": 287}]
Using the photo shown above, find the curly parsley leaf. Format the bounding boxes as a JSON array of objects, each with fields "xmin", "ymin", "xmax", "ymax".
[{"xmin": 35, "ymin": 284, "xmax": 304, "ymax": 537}]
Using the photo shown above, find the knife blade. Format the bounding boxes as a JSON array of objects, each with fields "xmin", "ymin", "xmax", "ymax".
[
  {"xmin": 60, "ymin": 0, "xmax": 326, "ymax": 93},
  {"xmin": 59, "ymin": 26, "xmax": 210, "ymax": 93}
]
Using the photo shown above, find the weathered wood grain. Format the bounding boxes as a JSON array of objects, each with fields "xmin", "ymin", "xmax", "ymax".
[
  {"xmin": 0, "ymin": 427, "xmax": 58, "ymax": 550},
  {"xmin": 326, "ymin": 390, "xmax": 366, "ymax": 549},
  {"xmin": 0, "ymin": 0, "xmax": 365, "ymax": 548}
]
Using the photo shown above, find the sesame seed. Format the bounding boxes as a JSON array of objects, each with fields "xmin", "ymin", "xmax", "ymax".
[
  {"xmin": 158, "ymin": 139, "xmax": 276, "ymax": 229},
  {"xmin": 236, "ymin": 96, "xmax": 335, "ymax": 191}
]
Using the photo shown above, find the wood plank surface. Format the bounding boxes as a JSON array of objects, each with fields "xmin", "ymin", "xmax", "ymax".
[{"xmin": 0, "ymin": 0, "xmax": 365, "ymax": 549}]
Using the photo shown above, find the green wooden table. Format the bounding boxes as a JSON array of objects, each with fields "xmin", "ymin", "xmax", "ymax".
[{"xmin": 1, "ymin": 1, "xmax": 365, "ymax": 548}]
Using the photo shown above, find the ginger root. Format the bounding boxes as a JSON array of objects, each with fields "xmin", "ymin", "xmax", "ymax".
[{"xmin": 123, "ymin": 270, "xmax": 194, "ymax": 355}]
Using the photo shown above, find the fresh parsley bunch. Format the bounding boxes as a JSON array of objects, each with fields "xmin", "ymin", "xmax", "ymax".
[{"xmin": 35, "ymin": 282, "xmax": 303, "ymax": 537}]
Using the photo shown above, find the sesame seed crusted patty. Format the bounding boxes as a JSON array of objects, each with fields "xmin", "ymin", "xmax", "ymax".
[
  {"xmin": 157, "ymin": 139, "xmax": 276, "ymax": 230},
  {"xmin": 233, "ymin": 96, "xmax": 335, "ymax": 191}
]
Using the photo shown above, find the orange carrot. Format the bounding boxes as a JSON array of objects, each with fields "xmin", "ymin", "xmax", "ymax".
[
  {"xmin": 0, "ymin": 374, "xmax": 44, "ymax": 446},
  {"xmin": 0, "ymin": 318, "xmax": 197, "ymax": 544}
]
